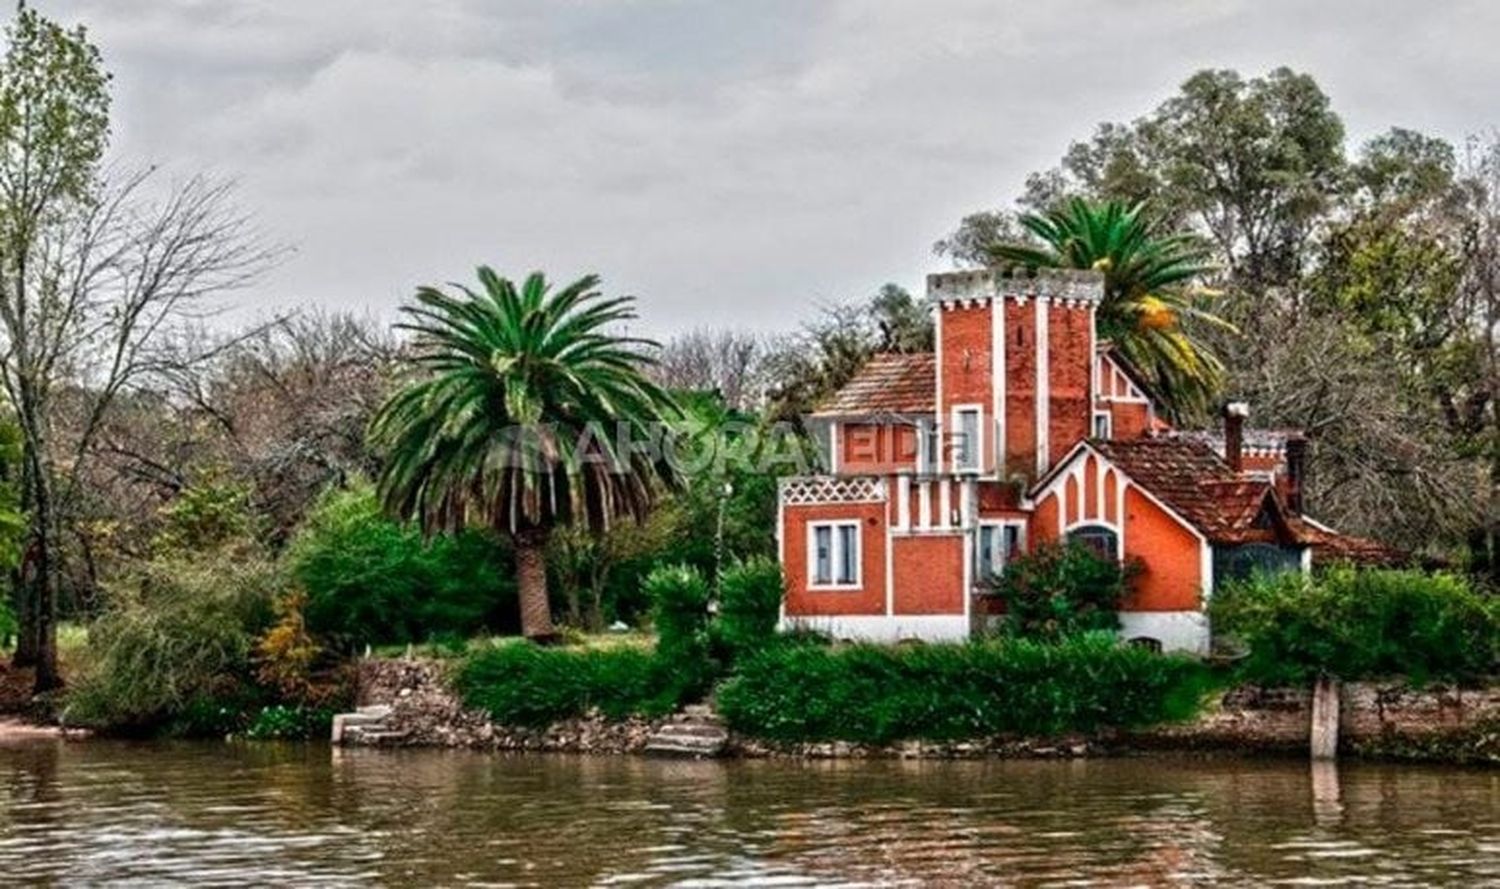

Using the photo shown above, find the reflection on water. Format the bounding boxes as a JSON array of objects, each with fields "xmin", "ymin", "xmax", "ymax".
[{"xmin": 0, "ymin": 738, "xmax": 1495, "ymax": 886}]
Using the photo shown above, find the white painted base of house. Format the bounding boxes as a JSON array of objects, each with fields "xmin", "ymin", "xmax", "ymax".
[
  {"xmin": 1117, "ymin": 610, "xmax": 1210, "ymax": 655},
  {"xmin": 779, "ymin": 614, "xmax": 971, "ymax": 644},
  {"xmin": 781, "ymin": 609, "xmax": 1210, "ymax": 654}
]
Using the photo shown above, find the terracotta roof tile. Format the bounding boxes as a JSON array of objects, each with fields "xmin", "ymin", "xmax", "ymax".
[
  {"xmin": 1088, "ymin": 437, "xmax": 1283, "ymax": 543},
  {"xmin": 1087, "ymin": 437, "xmax": 1404, "ymax": 563},
  {"xmin": 1295, "ymin": 522, "xmax": 1409, "ymax": 566},
  {"xmin": 813, "ymin": 352, "xmax": 935, "ymax": 417}
]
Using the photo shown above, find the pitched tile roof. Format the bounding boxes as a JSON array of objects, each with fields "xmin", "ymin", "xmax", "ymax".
[
  {"xmin": 1296, "ymin": 523, "xmax": 1409, "ymax": 566},
  {"xmin": 813, "ymin": 352, "xmax": 935, "ymax": 417},
  {"xmin": 1085, "ymin": 436, "xmax": 1403, "ymax": 562},
  {"xmin": 1087, "ymin": 437, "xmax": 1289, "ymax": 543}
]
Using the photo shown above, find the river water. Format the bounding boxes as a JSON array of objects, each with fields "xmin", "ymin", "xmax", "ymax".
[{"xmin": 0, "ymin": 739, "xmax": 1494, "ymax": 886}]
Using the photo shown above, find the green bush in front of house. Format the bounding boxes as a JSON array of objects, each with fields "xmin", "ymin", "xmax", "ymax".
[
  {"xmin": 1209, "ymin": 566, "xmax": 1500, "ymax": 685},
  {"xmin": 715, "ymin": 633, "xmax": 1212, "ymax": 744},
  {"xmin": 987, "ymin": 541, "xmax": 1137, "ymax": 639}
]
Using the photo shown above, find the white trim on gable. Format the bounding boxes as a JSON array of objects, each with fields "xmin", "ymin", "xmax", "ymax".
[
  {"xmin": 1095, "ymin": 350, "xmax": 1152, "ymax": 405},
  {"xmin": 1031, "ymin": 441, "xmax": 1210, "ymax": 550}
]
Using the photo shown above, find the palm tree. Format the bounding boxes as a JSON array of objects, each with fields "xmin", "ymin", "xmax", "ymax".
[
  {"xmin": 371, "ymin": 267, "xmax": 680, "ymax": 640},
  {"xmin": 987, "ymin": 198, "xmax": 1233, "ymax": 415}
]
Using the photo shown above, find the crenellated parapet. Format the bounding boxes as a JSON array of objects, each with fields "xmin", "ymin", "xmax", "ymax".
[{"xmin": 926, "ymin": 266, "xmax": 1103, "ymax": 308}]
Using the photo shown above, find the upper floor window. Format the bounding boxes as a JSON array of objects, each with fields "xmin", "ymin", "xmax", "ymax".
[
  {"xmin": 1093, "ymin": 410, "xmax": 1113, "ymax": 440},
  {"xmin": 917, "ymin": 419, "xmax": 939, "ymax": 475},
  {"xmin": 952, "ymin": 406, "xmax": 982, "ymax": 472},
  {"xmin": 810, "ymin": 521, "xmax": 860, "ymax": 588}
]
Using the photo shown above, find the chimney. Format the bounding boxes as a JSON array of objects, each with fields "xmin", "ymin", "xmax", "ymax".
[
  {"xmin": 1223, "ymin": 401, "xmax": 1249, "ymax": 474},
  {"xmin": 1284, "ymin": 435, "xmax": 1308, "ymax": 514}
]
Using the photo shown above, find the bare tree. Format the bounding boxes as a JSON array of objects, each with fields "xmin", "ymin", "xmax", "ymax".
[
  {"xmin": 655, "ymin": 328, "xmax": 767, "ymax": 410},
  {"xmin": 0, "ymin": 167, "xmax": 277, "ymax": 688}
]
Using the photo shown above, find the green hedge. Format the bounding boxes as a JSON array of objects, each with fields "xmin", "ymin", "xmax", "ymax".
[
  {"xmin": 455, "ymin": 564, "xmax": 721, "ymax": 726},
  {"xmin": 1210, "ymin": 566, "xmax": 1500, "ymax": 685},
  {"xmin": 715, "ymin": 633, "xmax": 1211, "ymax": 744},
  {"xmin": 454, "ymin": 642, "xmax": 687, "ymax": 725}
]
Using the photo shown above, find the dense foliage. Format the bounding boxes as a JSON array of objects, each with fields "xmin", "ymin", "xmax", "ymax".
[
  {"xmin": 715, "ymin": 634, "xmax": 1211, "ymax": 744},
  {"xmin": 288, "ymin": 483, "xmax": 517, "ymax": 645},
  {"xmin": 988, "ymin": 542, "xmax": 1135, "ymax": 639},
  {"xmin": 65, "ymin": 555, "xmax": 284, "ymax": 730},
  {"xmin": 1210, "ymin": 567, "xmax": 1500, "ymax": 685}
]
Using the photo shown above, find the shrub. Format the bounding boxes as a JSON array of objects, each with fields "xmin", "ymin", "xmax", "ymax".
[
  {"xmin": 712, "ymin": 557, "xmax": 784, "ymax": 661},
  {"xmin": 244, "ymin": 704, "xmax": 336, "ymax": 740},
  {"xmin": 0, "ymin": 593, "xmax": 15, "ymax": 649},
  {"xmin": 66, "ymin": 555, "xmax": 285, "ymax": 731},
  {"xmin": 646, "ymin": 564, "xmax": 711, "ymax": 668},
  {"xmin": 289, "ymin": 483, "xmax": 517, "ymax": 646},
  {"xmin": 454, "ymin": 642, "xmax": 688, "ymax": 726},
  {"xmin": 989, "ymin": 542, "xmax": 1136, "ymax": 639},
  {"xmin": 254, "ymin": 592, "xmax": 351, "ymax": 709},
  {"xmin": 1210, "ymin": 566, "xmax": 1500, "ymax": 685},
  {"xmin": 715, "ymin": 633, "xmax": 1212, "ymax": 744}
]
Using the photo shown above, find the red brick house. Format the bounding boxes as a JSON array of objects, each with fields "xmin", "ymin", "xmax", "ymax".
[{"xmin": 777, "ymin": 267, "xmax": 1386, "ymax": 652}]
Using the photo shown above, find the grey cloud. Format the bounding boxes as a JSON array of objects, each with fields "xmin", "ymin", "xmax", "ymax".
[{"xmin": 36, "ymin": 0, "xmax": 1500, "ymax": 336}]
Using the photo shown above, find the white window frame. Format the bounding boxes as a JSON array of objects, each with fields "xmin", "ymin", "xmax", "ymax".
[
  {"xmin": 950, "ymin": 404, "xmax": 983, "ymax": 473},
  {"xmin": 808, "ymin": 520, "xmax": 862, "ymax": 589},
  {"xmin": 1092, "ymin": 410, "xmax": 1113, "ymax": 440},
  {"xmin": 974, "ymin": 520, "xmax": 1026, "ymax": 586},
  {"xmin": 916, "ymin": 418, "xmax": 939, "ymax": 475}
]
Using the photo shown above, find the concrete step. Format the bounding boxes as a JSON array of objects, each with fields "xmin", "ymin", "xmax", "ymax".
[
  {"xmin": 644, "ymin": 706, "xmax": 729, "ymax": 757},
  {"xmin": 643, "ymin": 737, "xmax": 726, "ymax": 757},
  {"xmin": 331, "ymin": 705, "xmax": 397, "ymax": 744},
  {"xmin": 652, "ymin": 723, "xmax": 728, "ymax": 740},
  {"xmin": 346, "ymin": 728, "xmax": 410, "ymax": 746},
  {"xmin": 337, "ymin": 713, "xmax": 390, "ymax": 728}
]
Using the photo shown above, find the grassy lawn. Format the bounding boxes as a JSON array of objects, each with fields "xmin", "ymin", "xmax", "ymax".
[{"xmin": 369, "ymin": 630, "xmax": 657, "ymax": 660}]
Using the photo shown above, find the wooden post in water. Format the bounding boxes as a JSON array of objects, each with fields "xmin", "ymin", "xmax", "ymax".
[{"xmin": 1310, "ymin": 676, "xmax": 1340, "ymax": 760}]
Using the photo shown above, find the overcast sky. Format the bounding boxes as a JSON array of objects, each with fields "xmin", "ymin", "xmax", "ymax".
[{"xmin": 41, "ymin": 0, "xmax": 1500, "ymax": 336}]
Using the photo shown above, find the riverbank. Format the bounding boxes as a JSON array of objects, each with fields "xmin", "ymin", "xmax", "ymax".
[{"xmin": 346, "ymin": 657, "xmax": 1500, "ymax": 764}]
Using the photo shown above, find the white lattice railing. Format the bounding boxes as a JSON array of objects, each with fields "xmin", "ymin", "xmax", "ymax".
[{"xmin": 779, "ymin": 475, "xmax": 887, "ymax": 506}]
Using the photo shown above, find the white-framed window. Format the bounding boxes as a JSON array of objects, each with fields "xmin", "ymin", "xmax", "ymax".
[
  {"xmin": 974, "ymin": 521, "xmax": 1026, "ymax": 585},
  {"xmin": 951, "ymin": 405, "xmax": 982, "ymax": 472},
  {"xmin": 1092, "ymin": 410, "xmax": 1113, "ymax": 440},
  {"xmin": 809, "ymin": 521, "xmax": 861, "ymax": 588},
  {"xmin": 916, "ymin": 418, "xmax": 939, "ymax": 475}
]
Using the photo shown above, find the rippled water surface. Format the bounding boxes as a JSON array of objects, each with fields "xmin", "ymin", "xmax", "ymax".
[{"xmin": 0, "ymin": 739, "xmax": 1495, "ymax": 886}]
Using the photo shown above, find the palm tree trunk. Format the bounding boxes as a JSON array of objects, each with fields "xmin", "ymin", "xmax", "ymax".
[{"xmin": 515, "ymin": 531, "xmax": 555, "ymax": 641}]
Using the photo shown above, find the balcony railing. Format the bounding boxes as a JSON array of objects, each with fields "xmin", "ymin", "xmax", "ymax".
[{"xmin": 778, "ymin": 475, "xmax": 886, "ymax": 507}]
